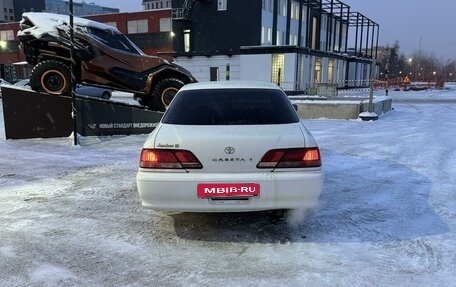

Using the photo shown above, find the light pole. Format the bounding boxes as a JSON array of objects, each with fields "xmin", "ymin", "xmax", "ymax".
[
  {"xmin": 385, "ymin": 48, "xmax": 390, "ymax": 96},
  {"xmin": 360, "ymin": 59, "xmax": 378, "ymax": 121},
  {"xmin": 69, "ymin": 0, "xmax": 78, "ymax": 145},
  {"xmin": 407, "ymin": 58, "xmax": 413, "ymax": 79}
]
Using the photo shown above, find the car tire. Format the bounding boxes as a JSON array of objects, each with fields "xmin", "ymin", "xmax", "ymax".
[
  {"xmin": 150, "ymin": 78, "xmax": 184, "ymax": 112},
  {"xmin": 30, "ymin": 60, "xmax": 71, "ymax": 96},
  {"xmin": 101, "ymin": 91, "xmax": 111, "ymax": 100}
]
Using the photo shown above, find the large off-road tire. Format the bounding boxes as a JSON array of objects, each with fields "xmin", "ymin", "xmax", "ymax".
[
  {"xmin": 150, "ymin": 78, "xmax": 184, "ymax": 112},
  {"xmin": 30, "ymin": 60, "xmax": 71, "ymax": 96}
]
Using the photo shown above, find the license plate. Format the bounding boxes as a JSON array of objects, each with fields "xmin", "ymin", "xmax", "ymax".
[{"xmin": 197, "ymin": 183, "xmax": 260, "ymax": 198}]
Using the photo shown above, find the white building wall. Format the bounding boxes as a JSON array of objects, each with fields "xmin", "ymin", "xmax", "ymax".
[
  {"xmin": 174, "ymin": 56, "xmax": 241, "ymax": 82},
  {"xmin": 303, "ymin": 55, "xmax": 312, "ymax": 86},
  {"xmin": 175, "ymin": 53, "xmax": 353, "ymax": 90},
  {"xmin": 240, "ymin": 53, "xmax": 298, "ymax": 90},
  {"xmin": 282, "ymin": 53, "xmax": 297, "ymax": 90},
  {"xmin": 240, "ymin": 54, "xmax": 271, "ymax": 82}
]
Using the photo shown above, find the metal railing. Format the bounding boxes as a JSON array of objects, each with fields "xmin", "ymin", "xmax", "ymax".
[{"xmin": 172, "ymin": 0, "xmax": 196, "ymax": 20}]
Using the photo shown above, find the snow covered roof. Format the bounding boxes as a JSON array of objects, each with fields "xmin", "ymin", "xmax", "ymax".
[{"xmin": 17, "ymin": 12, "xmax": 119, "ymax": 39}]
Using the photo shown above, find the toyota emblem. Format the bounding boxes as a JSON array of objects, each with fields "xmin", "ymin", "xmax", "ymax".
[{"xmin": 224, "ymin": 146, "xmax": 235, "ymax": 154}]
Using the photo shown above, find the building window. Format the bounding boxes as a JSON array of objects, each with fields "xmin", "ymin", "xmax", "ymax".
[
  {"xmin": 261, "ymin": 26, "xmax": 265, "ymax": 44},
  {"xmin": 210, "ymin": 67, "xmax": 219, "ymax": 81},
  {"xmin": 276, "ymin": 31, "xmax": 286, "ymax": 45},
  {"xmin": 295, "ymin": 2, "xmax": 299, "ymax": 19},
  {"xmin": 127, "ymin": 19, "xmax": 148, "ymax": 34},
  {"xmin": 105, "ymin": 21, "xmax": 117, "ymax": 28},
  {"xmin": 315, "ymin": 58, "xmax": 322, "ymax": 82},
  {"xmin": 328, "ymin": 59, "xmax": 334, "ymax": 82},
  {"xmin": 261, "ymin": 26, "xmax": 272, "ymax": 45},
  {"xmin": 278, "ymin": 0, "xmax": 287, "ymax": 16},
  {"xmin": 0, "ymin": 30, "xmax": 14, "ymax": 41},
  {"xmin": 311, "ymin": 16, "xmax": 318, "ymax": 50},
  {"xmin": 218, "ymin": 0, "xmax": 227, "ymax": 11},
  {"xmin": 160, "ymin": 18, "xmax": 172, "ymax": 32},
  {"xmin": 301, "ymin": 6, "xmax": 307, "ymax": 23},
  {"xmin": 271, "ymin": 54, "xmax": 285, "ymax": 86},
  {"xmin": 290, "ymin": 34, "xmax": 297, "ymax": 46},
  {"xmin": 262, "ymin": 0, "xmax": 273, "ymax": 11},
  {"xmin": 184, "ymin": 29, "xmax": 191, "ymax": 52},
  {"xmin": 290, "ymin": 2, "xmax": 295, "ymax": 19}
]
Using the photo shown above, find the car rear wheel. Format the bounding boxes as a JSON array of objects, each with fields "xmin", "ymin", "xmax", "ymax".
[
  {"xmin": 30, "ymin": 60, "xmax": 71, "ymax": 96},
  {"xmin": 151, "ymin": 78, "xmax": 184, "ymax": 112}
]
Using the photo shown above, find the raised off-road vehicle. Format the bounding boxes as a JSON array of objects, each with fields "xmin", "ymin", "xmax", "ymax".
[{"xmin": 17, "ymin": 12, "xmax": 196, "ymax": 111}]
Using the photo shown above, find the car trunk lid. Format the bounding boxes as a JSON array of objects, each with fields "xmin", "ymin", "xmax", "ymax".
[{"xmin": 153, "ymin": 124, "xmax": 305, "ymax": 172}]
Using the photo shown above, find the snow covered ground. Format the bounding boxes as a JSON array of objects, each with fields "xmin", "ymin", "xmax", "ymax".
[{"xmin": 1, "ymin": 86, "xmax": 455, "ymax": 286}]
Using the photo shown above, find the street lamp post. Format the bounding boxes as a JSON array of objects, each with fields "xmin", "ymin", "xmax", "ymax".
[
  {"xmin": 385, "ymin": 49, "xmax": 390, "ymax": 97},
  {"xmin": 359, "ymin": 59, "xmax": 378, "ymax": 121},
  {"xmin": 69, "ymin": 0, "xmax": 78, "ymax": 145},
  {"xmin": 407, "ymin": 58, "xmax": 413, "ymax": 80}
]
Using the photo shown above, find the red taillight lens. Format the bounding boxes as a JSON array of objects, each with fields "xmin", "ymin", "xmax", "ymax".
[
  {"xmin": 257, "ymin": 147, "xmax": 321, "ymax": 168},
  {"xmin": 139, "ymin": 149, "xmax": 202, "ymax": 169}
]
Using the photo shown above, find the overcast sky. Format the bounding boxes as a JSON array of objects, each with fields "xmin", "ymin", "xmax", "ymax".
[
  {"xmin": 86, "ymin": 0, "xmax": 456, "ymax": 60},
  {"xmin": 343, "ymin": 0, "xmax": 456, "ymax": 60}
]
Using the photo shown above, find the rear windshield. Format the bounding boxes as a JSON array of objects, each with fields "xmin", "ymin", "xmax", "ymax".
[{"xmin": 162, "ymin": 88, "xmax": 300, "ymax": 125}]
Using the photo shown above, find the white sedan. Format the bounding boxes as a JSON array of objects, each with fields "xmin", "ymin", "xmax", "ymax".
[{"xmin": 136, "ymin": 81, "xmax": 324, "ymax": 212}]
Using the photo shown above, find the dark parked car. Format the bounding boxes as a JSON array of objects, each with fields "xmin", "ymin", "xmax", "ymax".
[{"xmin": 18, "ymin": 12, "xmax": 196, "ymax": 111}]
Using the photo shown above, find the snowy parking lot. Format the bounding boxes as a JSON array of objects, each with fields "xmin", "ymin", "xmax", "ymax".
[{"xmin": 1, "ymin": 86, "xmax": 455, "ymax": 286}]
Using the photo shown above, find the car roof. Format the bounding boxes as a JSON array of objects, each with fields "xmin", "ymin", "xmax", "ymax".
[
  {"xmin": 180, "ymin": 81, "xmax": 282, "ymax": 92},
  {"xmin": 19, "ymin": 12, "xmax": 119, "ymax": 39}
]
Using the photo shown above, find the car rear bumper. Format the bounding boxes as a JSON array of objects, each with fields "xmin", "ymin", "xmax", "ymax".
[{"xmin": 136, "ymin": 170, "xmax": 324, "ymax": 212}]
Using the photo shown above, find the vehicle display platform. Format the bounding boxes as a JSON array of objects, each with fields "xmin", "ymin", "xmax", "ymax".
[{"xmin": 1, "ymin": 86, "xmax": 163, "ymax": 140}]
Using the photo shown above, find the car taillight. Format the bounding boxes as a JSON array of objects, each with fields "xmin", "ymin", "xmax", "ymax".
[
  {"xmin": 139, "ymin": 149, "xmax": 202, "ymax": 169},
  {"xmin": 257, "ymin": 147, "xmax": 322, "ymax": 168}
]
